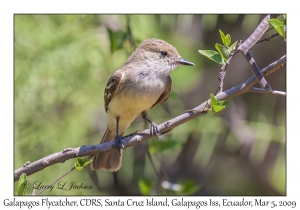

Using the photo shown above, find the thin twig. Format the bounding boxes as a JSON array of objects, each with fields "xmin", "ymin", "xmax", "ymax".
[
  {"xmin": 14, "ymin": 54, "xmax": 286, "ymax": 182},
  {"xmin": 249, "ymin": 87, "xmax": 286, "ymax": 96},
  {"xmin": 33, "ymin": 167, "xmax": 76, "ymax": 196},
  {"xmin": 241, "ymin": 51, "xmax": 272, "ymax": 91},
  {"xmin": 145, "ymin": 148, "xmax": 165, "ymax": 195},
  {"xmin": 238, "ymin": 15, "xmax": 270, "ymax": 52},
  {"xmin": 256, "ymin": 33, "xmax": 279, "ymax": 44},
  {"xmin": 215, "ymin": 43, "xmax": 240, "ymax": 95},
  {"xmin": 146, "ymin": 147, "xmax": 162, "ymax": 180}
]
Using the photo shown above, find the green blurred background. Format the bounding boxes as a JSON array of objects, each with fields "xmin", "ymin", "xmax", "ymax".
[{"xmin": 14, "ymin": 14, "xmax": 286, "ymax": 195}]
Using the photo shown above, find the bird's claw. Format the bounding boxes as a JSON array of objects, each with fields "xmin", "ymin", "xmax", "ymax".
[
  {"xmin": 112, "ymin": 135, "xmax": 125, "ymax": 156},
  {"xmin": 150, "ymin": 122, "xmax": 161, "ymax": 138}
]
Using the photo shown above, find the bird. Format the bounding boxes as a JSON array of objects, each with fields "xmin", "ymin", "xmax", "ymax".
[{"xmin": 91, "ymin": 38, "xmax": 195, "ymax": 171}]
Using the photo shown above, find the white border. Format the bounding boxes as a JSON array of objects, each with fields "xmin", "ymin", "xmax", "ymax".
[{"xmin": 1, "ymin": 1, "xmax": 297, "ymax": 209}]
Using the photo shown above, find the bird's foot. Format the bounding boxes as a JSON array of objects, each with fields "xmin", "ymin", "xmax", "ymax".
[
  {"xmin": 150, "ymin": 122, "xmax": 161, "ymax": 138},
  {"xmin": 112, "ymin": 135, "xmax": 125, "ymax": 156}
]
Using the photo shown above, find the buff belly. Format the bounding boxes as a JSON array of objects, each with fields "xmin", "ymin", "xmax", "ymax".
[{"xmin": 106, "ymin": 90, "xmax": 162, "ymax": 134}]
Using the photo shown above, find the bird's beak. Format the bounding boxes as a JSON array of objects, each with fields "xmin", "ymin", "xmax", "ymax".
[{"xmin": 176, "ymin": 57, "xmax": 195, "ymax": 66}]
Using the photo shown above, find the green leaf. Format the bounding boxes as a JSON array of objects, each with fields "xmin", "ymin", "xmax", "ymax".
[
  {"xmin": 180, "ymin": 180, "xmax": 201, "ymax": 195},
  {"xmin": 210, "ymin": 93, "xmax": 217, "ymax": 106},
  {"xmin": 75, "ymin": 158, "xmax": 83, "ymax": 170},
  {"xmin": 269, "ymin": 19, "xmax": 286, "ymax": 38},
  {"xmin": 225, "ymin": 34, "xmax": 231, "ymax": 47},
  {"xmin": 212, "ymin": 105, "xmax": 225, "ymax": 113},
  {"xmin": 149, "ymin": 139, "xmax": 182, "ymax": 154},
  {"xmin": 75, "ymin": 157, "xmax": 92, "ymax": 170},
  {"xmin": 212, "ymin": 102, "xmax": 229, "ymax": 114},
  {"xmin": 210, "ymin": 94, "xmax": 229, "ymax": 114},
  {"xmin": 219, "ymin": 30, "xmax": 231, "ymax": 47},
  {"xmin": 82, "ymin": 159, "xmax": 93, "ymax": 167},
  {"xmin": 282, "ymin": 15, "xmax": 286, "ymax": 25},
  {"xmin": 215, "ymin": 43, "xmax": 229, "ymax": 61},
  {"xmin": 219, "ymin": 30, "xmax": 226, "ymax": 46},
  {"xmin": 268, "ymin": 19, "xmax": 283, "ymax": 28},
  {"xmin": 228, "ymin": 40, "xmax": 238, "ymax": 52},
  {"xmin": 275, "ymin": 26, "xmax": 286, "ymax": 38},
  {"xmin": 107, "ymin": 27, "xmax": 129, "ymax": 53},
  {"xmin": 18, "ymin": 173, "xmax": 29, "ymax": 196},
  {"xmin": 198, "ymin": 50, "xmax": 224, "ymax": 64},
  {"xmin": 217, "ymin": 100, "xmax": 229, "ymax": 108},
  {"xmin": 138, "ymin": 177, "xmax": 152, "ymax": 195}
]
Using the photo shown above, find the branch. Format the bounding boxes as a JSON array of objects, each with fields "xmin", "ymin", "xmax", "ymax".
[
  {"xmin": 256, "ymin": 33, "xmax": 280, "ymax": 44},
  {"xmin": 238, "ymin": 15, "xmax": 270, "ymax": 53},
  {"xmin": 238, "ymin": 14, "xmax": 273, "ymax": 91},
  {"xmin": 249, "ymin": 87, "xmax": 286, "ymax": 96},
  {"xmin": 216, "ymin": 15, "xmax": 278, "ymax": 96},
  {"xmin": 215, "ymin": 41, "xmax": 241, "ymax": 95},
  {"xmin": 14, "ymin": 54, "xmax": 286, "ymax": 182}
]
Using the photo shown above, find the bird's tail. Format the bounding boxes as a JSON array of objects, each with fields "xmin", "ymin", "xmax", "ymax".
[{"xmin": 90, "ymin": 128, "xmax": 123, "ymax": 172}]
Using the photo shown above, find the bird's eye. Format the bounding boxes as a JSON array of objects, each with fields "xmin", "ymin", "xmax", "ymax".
[{"xmin": 160, "ymin": 51, "xmax": 168, "ymax": 56}]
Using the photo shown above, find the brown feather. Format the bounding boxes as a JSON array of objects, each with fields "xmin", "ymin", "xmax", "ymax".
[{"xmin": 104, "ymin": 70, "xmax": 124, "ymax": 112}]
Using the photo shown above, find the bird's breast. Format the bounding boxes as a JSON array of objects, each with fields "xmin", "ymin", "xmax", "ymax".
[
  {"xmin": 124, "ymin": 68, "xmax": 168, "ymax": 95},
  {"xmin": 111, "ymin": 75, "xmax": 166, "ymax": 115},
  {"xmin": 106, "ymin": 69, "xmax": 169, "ymax": 132}
]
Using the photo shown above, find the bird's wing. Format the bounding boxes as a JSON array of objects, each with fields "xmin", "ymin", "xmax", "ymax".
[
  {"xmin": 104, "ymin": 69, "xmax": 124, "ymax": 112},
  {"xmin": 151, "ymin": 75, "xmax": 173, "ymax": 108}
]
